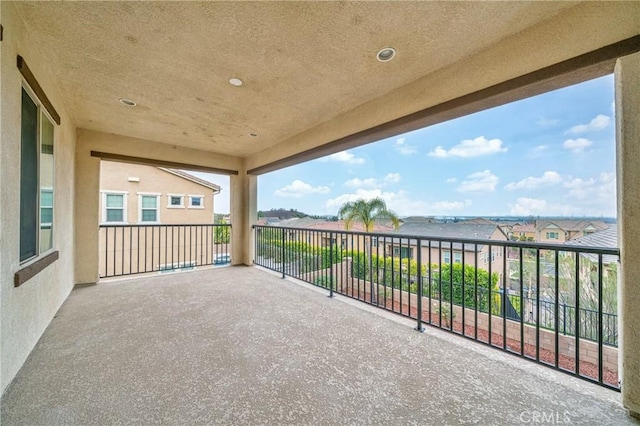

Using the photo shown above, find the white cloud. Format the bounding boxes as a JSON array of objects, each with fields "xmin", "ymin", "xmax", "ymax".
[
  {"xmin": 563, "ymin": 138, "xmax": 593, "ymax": 153},
  {"xmin": 325, "ymin": 189, "xmax": 427, "ymax": 216},
  {"xmin": 446, "ymin": 177, "xmax": 457, "ymax": 184},
  {"xmin": 428, "ymin": 136, "xmax": 507, "ymax": 158},
  {"xmin": 344, "ymin": 177, "xmax": 379, "ymax": 189},
  {"xmin": 431, "ymin": 201, "xmax": 466, "ymax": 212},
  {"xmin": 527, "ymin": 145, "xmax": 548, "ymax": 157},
  {"xmin": 384, "ymin": 173, "xmax": 401, "ymax": 184},
  {"xmin": 566, "ymin": 114, "xmax": 611, "ymax": 134},
  {"xmin": 505, "ymin": 171, "xmax": 563, "ymax": 191},
  {"xmin": 457, "ymin": 170, "xmax": 499, "ymax": 193},
  {"xmin": 319, "ymin": 150, "xmax": 365, "ymax": 164},
  {"xmin": 509, "ymin": 197, "xmax": 548, "ymax": 216},
  {"xmin": 325, "ymin": 189, "xmax": 471, "ymax": 217},
  {"xmin": 274, "ymin": 180, "xmax": 330, "ymax": 198},
  {"xmin": 394, "ymin": 138, "xmax": 417, "ymax": 155},
  {"xmin": 563, "ymin": 172, "xmax": 615, "ymax": 201},
  {"xmin": 343, "ymin": 173, "xmax": 401, "ymax": 189}
]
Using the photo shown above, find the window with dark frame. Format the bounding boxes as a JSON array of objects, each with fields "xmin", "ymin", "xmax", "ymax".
[
  {"xmin": 189, "ymin": 195, "xmax": 203, "ymax": 207},
  {"xmin": 20, "ymin": 87, "xmax": 55, "ymax": 262}
]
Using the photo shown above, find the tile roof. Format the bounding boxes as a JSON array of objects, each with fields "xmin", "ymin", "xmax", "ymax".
[
  {"xmin": 398, "ymin": 222, "xmax": 503, "ymax": 240},
  {"xmin": 536, "ymin": 219, "xmax": 609, "ymax": 232},
  {"xmin": 460, "ymin": 217, "xmax": 497, "ymax": 225},
  {"xmin": 269, "ymin": 217, "xmax": 330, "ymax": 228},
  {"xmin": 158, "ymin": 168, "xmax": 222, "ymax": 192},
  {"xmin": 306, "ymin": 220, "xmax": 395, "ymax": 232},
  {"xmin": 564, "ymin": 227, "xmax": 619, "ymax": 264},
  {"xmin": 512, "ymin": 223, "xmax": 536, "ymax": 232},
  {"xmin": 386, "ymin": 222, "xmax": 507, "ymax": 252}
]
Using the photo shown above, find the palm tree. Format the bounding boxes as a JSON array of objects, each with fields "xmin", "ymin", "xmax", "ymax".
[
  {"xmin": 337, "ymin": 197, "xmax": 400, "ymax": 232},
  {"xmin": 338, "ymin": 197, "xmax": 400, "ymax": 304}
]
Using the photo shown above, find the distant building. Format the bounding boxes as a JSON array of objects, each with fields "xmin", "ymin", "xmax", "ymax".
[
  {"xmin": 512, "ymin": 223, "xmax": 537, "ymax": 241},
  {"xmin": 536, "ymin": 220, "xmax": 609, "ymax": 243},
  {"xmin": 390, "ymin": 223, "xmax": 508, "ymax": 275}
]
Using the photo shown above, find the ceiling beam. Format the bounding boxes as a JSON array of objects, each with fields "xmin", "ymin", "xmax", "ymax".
[{"xmin": 91, "ymin": 151, "xmax": 239, "ymax": 175}]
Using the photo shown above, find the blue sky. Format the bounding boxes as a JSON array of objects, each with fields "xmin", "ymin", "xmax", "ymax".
[{"xmin": 200, "ymin": 75, "xmax": 616, "ymax": 217}]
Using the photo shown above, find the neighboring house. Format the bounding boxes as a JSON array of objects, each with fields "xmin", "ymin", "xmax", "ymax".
[
  {"xmin": 460, "ymin": 217, "xmax": 497, "ymax": 225},
  {"xmin": 401, "ymin": 216, "xmax": 442, "ymax": 224},
  {"xmin": 268, "ymin": 218, "xmax": 391, "ymax": 252},
  {"xmin": 98, "ymin": 162, "xmax": 223, "ymax": 276},
  {"xmin": 512, "ymin": 223, "xmax": 537, "ymax": 241},
  {"xmin": 382, "ymin": 223, "xmax": 509, "ymax": 286},
  {"xmin": 305, "ymin": 220, "xmax": 395, "ymax": 251},
  {"xmin": 99, "ymin": 162, "xmax": 221, "ymax": 225},
  {"xmin": 536, "ymin": 220, "xmax": 609, "ymax": 243},
  {"xmin": 564, "ymin": 227, "xmax": 619, "ymax": 319}
]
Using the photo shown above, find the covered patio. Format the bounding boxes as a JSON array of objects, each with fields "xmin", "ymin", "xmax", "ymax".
[
  {"xmin": 3, "ymin": 1, "xmax": 640, "ymax": 421},
  {"xmin": 1, "ymin": 267, "xmax": 632, "ymax": 425}
]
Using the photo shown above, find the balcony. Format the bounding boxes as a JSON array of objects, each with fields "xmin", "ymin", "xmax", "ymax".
[
  {"xmin": 0, "ymin": 266, "xmax": 632, "ymax": 425},
  {"xmin": 255, "ymin": 226, "xmax": 621, "ymax": 390}
]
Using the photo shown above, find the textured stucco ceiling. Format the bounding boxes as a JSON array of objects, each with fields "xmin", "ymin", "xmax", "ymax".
[{"xmin": 13, "ymin": 1, "xmax": 578, "ymax": 158}]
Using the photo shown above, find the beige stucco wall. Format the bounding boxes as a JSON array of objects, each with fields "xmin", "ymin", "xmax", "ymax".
[
  {"xmin": 99, "ymin": 161, "xmax": 215, "ymax": 225},
  {"xmin": 230, "ymin": 170, "xmax": 256, "ymax": 266},
  {"xmin": 0, "ymin": 2, "xmax": 78, "ymax": 393},
  {"xmin": 616, "ymin": 52, "xmax": 640, "ymax": 416},
  {"xmin": 537, "ymin": 225, "xmax": 567, "ymax": 243}
]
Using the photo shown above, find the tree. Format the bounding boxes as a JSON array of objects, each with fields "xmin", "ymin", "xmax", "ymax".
[
  {"xmin": 214, "ymin": 217, "xmax": 230, "ymax": 244},
  {"xmin": 338, "ymin": 198, "xmax": 399, "ymax": 303},
  {"xmin": 337, "ymin": 197, "xmax": 400, "ymax": 231}
]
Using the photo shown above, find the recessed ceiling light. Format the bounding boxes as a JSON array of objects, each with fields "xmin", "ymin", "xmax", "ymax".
[
  {"xmin": 249, "ymin": 133, "xmax": 258, "ymax": 137},
  {"xmin": 376, "ymin": 47, "xmax": 396, "ymax": 62},
  {"xmin": 229, "ymin": 78, "xmax": 243, "ymax": 87},
  {"xmin": 118, "ymin": 98, "xmax": 137, "ymax": 106}
]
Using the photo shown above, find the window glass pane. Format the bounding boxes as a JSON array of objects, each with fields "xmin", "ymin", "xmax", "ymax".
[
  {"xmin": 39, "ymin": 113, "xmax": 55, "ymax": 252},
  {"xmin": 41, "ymin": 190, "xmax": 53, "ymax": 206},
  {"xmin": 141, "ymin": 196, "xmax": 157, "ymax": 208},
  {"xmin": 20, "ymin": 89, "xmax": 39, "ymax": 261},
  {"xmin": 106, "ymin": 194, "xmax": 123, "ymax": 208},
  {"xmin": 191, "ymin": 197, "xmax": 201, "ymax": 206},
  {"xmin": 141, "ymin": 210, "xmax": 157, "ymax": 222},
  {"xmin": 106, "ymin": 209, "xmax": 123, "ymax": 222},
  {"xmin": 41, "ymin": 208, "xmax": 53, "ymax": 224},
  {"xmin": 170, "ymin": 196, "xmax": 181, "ymax": 206}
]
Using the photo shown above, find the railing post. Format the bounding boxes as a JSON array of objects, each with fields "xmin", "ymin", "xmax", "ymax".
[
  {"xmin": 281, "ymin": 228, "xmax": 286, "ymax": 279},
  {"xmin": 329, "ymin": 232, "xmax": 334, "ymax": 298},
  {"xmin": 416, "ymin": 238, "xmax": 424, "ymax": 332}
]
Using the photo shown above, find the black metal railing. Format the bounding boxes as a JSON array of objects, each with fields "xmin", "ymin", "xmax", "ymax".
[
  {"xmin": 99, "ymin": 224, "xmax": 231, "ymax": 278},
  {"xmin": 253, "ymin": 225, "xmax": 620, "ymax": 390}
]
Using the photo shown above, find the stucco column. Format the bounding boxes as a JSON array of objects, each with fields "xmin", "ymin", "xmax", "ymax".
[
  {"xmin": 615, "ymin": 51, "xmax": 640, "ymax": 417},
  {"xmin": 230, "ymin": 168, "xmax": 257, "ymax": 266},
  {"xmin": 74, "ymin": 130, "xmax": 101, "ymax": 285}
]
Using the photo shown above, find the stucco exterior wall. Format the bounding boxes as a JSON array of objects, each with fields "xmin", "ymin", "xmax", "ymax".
[
  {"xmin": 538, "ymin": 225, "xmax": 567, "ymax": 243},
  {"xmin": 99, "ymin": 161, "xmax": 215, "ymax": 225},
  {"xmin": 0, "ymin": 2, "xmax": 78, "ymax": 393},
  {"xmin": 616, "ymin": 51, "xmax": 640, "ymax": 416}
]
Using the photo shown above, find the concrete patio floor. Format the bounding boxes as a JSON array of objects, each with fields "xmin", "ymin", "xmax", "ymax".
[{"xmin": 1, "ymin": 266, "xmax": 636, "ymax": 425}]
